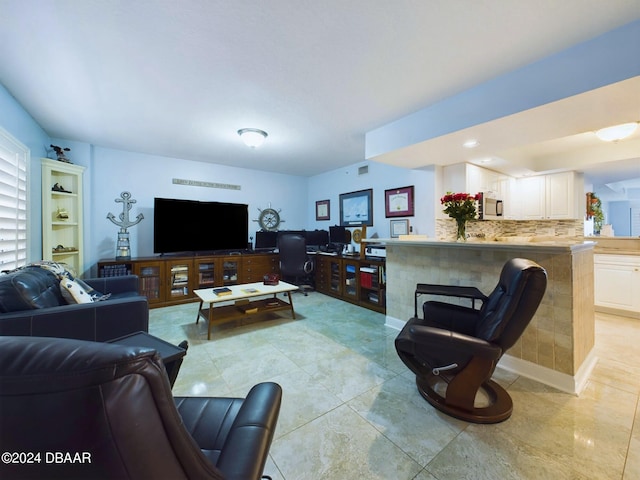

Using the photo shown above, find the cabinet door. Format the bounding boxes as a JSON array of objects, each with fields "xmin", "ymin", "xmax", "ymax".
[
  {"xmin": 194, "ymin": 257, "xmax": 217, "ymax": 289},
  {"xmin": 167, "ymin": 260, "xmax": 193, "ymax": 300},
  {"xmin": 518, "ymin": 176, "xmax": 546, "ymax": 219},
  {"xmin": 134, "ymin": 261, "xmax": 165, "ymax": 305},
  {"xmin": 595, "ymin": 256, "xmax": 640, "ymax": 313},
  {"xmin": 220, "ymin": 257, "xmax": 241, "ymax": 285},
  {"xmin": 343, "ymin": 261, "xmax": 359, "ymax": 301},
  {"xmin": 545, "ymin": 172, "xmax": 574, "ymax": 219},
  {"xmin": 359, "ymin": 262, "xmax": 385, "ymax": 311},
  {"xmin": 329, "ymin": 258, "xmax": 343, "ymax": 295}
]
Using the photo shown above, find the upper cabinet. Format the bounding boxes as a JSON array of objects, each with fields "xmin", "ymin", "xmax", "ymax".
[
  {"xmin": 442, "ymin": 163, "xmax": 515, "ymax": 218},
  {"xmin": 41, "ymin": 158, "xmax": 85, "ymax": 273},
  {"xmin": 441, "ymin": 164, "xmax": 584, "ymax": 221},
  {"xmin": 516, "ymin": 171, "xmax": 584, "ymax": 220},
  {"xmin": 443, "ymin": 163, "xmax": 501, "ymax": 195}
]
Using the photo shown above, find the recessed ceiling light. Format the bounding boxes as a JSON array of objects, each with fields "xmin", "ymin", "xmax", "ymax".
[
  {"xmin": 463, "ymin": 139, "xmax": 479, "ymax": 148},
  {"xmin": 595, "ymin": 122, "xmax": 638, "ymax": 142}
]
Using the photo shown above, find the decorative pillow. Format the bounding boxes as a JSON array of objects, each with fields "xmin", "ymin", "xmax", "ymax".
[
  {"xmin": 72, "ymin": 277, "xmax": 111, "ymax": 302},
  {"xmin": 28, "ymin": 261, "xmax": 111, "ymax": 302},
  {"xmin": 60, "ymin": 278, "xmax": 94, "ymax": 304}
]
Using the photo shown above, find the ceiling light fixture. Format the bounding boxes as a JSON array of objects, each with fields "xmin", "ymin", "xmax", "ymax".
[
  {"xmin": 463, "ymin": 139, "xmax": 479, "ymax": 148},
  {"xmin": 238, "ymin": 128, "xmax": 268, "ymax": 148},
  {"xmin": 595, "ymin": 122, "xmax": 638, "ymax": 142}
]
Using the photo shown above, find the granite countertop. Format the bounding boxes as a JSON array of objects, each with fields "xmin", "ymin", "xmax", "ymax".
[
  {"xmin": 591, "ymin": 236, "xmax": 640, "ymax": 256},
  {"xmin": 371, "ymin": 236, "xmax": 596, "ymax": 253}
]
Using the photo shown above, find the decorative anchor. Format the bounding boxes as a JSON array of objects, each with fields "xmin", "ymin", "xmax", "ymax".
[{"xmin": 107, "ymin": 192, "xmax": 144, "ymax": 260}]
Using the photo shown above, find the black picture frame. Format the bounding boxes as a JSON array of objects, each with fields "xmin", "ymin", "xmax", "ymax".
[
  {"xmin": 339, "ymin": 189, "xmax": 373, "ymax": 226},
  {"xmin": 316, "ymin": 199, "xmax": 330, "ymax": 221},
  {"xmin": 385, "ymin": 185, "xmax": 415, "ymax": 217}
]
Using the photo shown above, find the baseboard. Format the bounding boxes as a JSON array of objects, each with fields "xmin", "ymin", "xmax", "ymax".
[
  {"xmin": 385, "ymin": 315, "xmax": 598, "ymax": 396},
  {"xmin": 385, "ymin": 315, "xmax": 405, "ymax": 331},
  {"xmin": 498, "ymin": 349, "xmax": 598, "ymax": 396},
  {"xmin": 595, "ymin": 305, "xmax": 640, "ymax": 319}
]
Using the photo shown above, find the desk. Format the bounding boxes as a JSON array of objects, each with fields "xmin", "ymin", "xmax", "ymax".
[
  {"xmin": 194, "ymin": 281, "xmax": 298, "ymax": 340},
  {"xmin": 108, "ymin": 331, "xmax": 187, "ymax": 388}
]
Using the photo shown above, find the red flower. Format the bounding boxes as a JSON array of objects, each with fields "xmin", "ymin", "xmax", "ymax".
[{"xmin": 440, "ymin": 192, "xmax": 479, "ymax": 221}]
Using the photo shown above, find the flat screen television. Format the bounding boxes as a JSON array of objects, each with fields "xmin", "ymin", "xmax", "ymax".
[{"xmin": 154, "ymin": 198, "xmax": 248, "ymax": 254}]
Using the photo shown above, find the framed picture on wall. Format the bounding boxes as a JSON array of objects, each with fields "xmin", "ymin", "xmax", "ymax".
[
  {"xmin": 385, "ymin": 185, "xmax": 414, "ymax": 217},
  {"xmin": 390, "ymin": 219, "xmax": 409, "ymax": 238},
  {"xmin": 339, "ymin": 189, "xmax": 373, "ymax": 226},
  {"xmin": 316, "ymin": 199, "xmax": 330, "ymax": 220}
]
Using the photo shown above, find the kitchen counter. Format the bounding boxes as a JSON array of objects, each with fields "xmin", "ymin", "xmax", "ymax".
[
  {"xmin": 376, "ymin": 236, "xmax": 595, "ymax": 252},
  {"xmin": 380, "ymin": 238, "xmax": 596, "ymax": 395},
  {"xmin": 591, "ymin": 236, "xmax": 640, "ymax": 256}
]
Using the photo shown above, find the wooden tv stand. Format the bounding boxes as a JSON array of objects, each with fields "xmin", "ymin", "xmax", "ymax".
[
  {"xmin": 98, "ymin": 252, "xmax": 279, "ymax": 309},
  {"xmin": 98, "ymin": 251, "xmax": 386, "ymax": 313}
]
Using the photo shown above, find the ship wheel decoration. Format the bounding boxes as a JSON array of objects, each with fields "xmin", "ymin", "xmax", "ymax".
[{"xmin": 253, "ymin": 204, "xmax": 284, "ymax": 231}]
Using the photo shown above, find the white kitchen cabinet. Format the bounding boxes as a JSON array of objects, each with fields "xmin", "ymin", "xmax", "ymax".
[
  {"xmin": 518, "ymin": 176, "xmax": 546, "ymax": 219},
  {"xmin": 443, "ymin": 163, "xmax": 501, "ymax": 195},
  {"xmin": 594, "ymin": 254, "xmax": 640, "ymax": 316},
  {"xmin": 516, "ymin": 171, "xmax": 584, "ymax": 220}
]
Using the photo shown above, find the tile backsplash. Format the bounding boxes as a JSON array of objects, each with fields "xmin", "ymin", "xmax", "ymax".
[{"xmin": 436, "ymin": 218, "xmax": 584, "ymax": 240}]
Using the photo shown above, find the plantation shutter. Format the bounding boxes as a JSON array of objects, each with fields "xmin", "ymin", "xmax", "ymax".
[{"xmin": 0, "ymin": 127, "xmax": 29, "ymax": 271}]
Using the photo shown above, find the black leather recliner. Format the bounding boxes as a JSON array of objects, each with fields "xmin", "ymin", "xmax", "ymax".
[
  {"xmin": 395, "ymin": 258, "xmax": 547, "ymax": 423},
  {"xmin": 0, "ymin": 336, "xmax": 281, "ymax": 479}
]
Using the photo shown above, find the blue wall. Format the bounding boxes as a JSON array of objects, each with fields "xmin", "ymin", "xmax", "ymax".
[
  {"xmin": 608, "ymin": 201, "xmax": 640, "ymax": 237},
  {"xmin": 0, "ymin": 83, "xmax": 50, "ymax": 263}
]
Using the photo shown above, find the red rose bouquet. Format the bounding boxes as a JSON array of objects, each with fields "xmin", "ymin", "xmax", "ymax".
[{"xmin": 440, "ymin": 192, "xmax": 480, "ymax": 241}]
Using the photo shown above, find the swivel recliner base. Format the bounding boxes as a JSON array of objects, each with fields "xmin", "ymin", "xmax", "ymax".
[{"xmin": 415, "ymin": 373, "xmax": 513, "ymax": 424}]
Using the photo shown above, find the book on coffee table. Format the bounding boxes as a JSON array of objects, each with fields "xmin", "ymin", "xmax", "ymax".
[{"xmin": 212, "ymin": 287, "xmax": 232, "ymax": 296}]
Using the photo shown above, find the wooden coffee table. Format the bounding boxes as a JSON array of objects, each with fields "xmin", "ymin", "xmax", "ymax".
[{"xmin": 194, "ymin": 281, "xmax": 299, "ymax": 340}]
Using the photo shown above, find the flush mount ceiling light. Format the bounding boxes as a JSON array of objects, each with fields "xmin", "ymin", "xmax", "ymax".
[
  {"xmin": 595, "ymin": 122, "xmax": 638, "ymax": 142},
  {"xmin": 238, "ymin": 128, "xmax": 268, "ymax": 148},
  {"xmin": 463, "ymin": 139, "xmax": 479, "ymax": 148}
]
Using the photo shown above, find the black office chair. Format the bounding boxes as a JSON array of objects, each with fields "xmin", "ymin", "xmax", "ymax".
[
  {"xmin": 395, "ymin": 258, "xmax": 547, "ymax": 424},
  {"xmin": 277, "ymin": 233, "xmax": 314, "ymax": 295}
]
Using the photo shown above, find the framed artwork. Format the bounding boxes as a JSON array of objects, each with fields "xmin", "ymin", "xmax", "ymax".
[
  {"xmin": 339, "ymin": 189, "xmax": 373, "ymax": 226},
  {"xmin": 390, "ymin": 219, "xmax": 409, "ymax": 238},
  {"xmin": 385, "ymin": 185, "xmax": 415, "ymax": 217},
  {"xmin": 316, "ymin": 199, "xmax": 330, "ymax": 221}
]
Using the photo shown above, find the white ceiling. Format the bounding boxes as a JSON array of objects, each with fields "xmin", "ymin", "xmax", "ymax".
[{"xmin": 1, "ymin": 0, "xmax": 639, "ymax": 189}]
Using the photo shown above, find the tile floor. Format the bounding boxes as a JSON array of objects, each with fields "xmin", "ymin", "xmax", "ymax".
[{"xmin": 149, "ymin": 292, "xmax": 640, "ymax": 480}]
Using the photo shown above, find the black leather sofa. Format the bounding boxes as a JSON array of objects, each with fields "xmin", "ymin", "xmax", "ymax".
[
  {"xmin": 0, "ymin": 266, "xmax": 148, "ymax": 341},
  {"xmin": 0, "ymin": 336, "xmax": 282, "ymax": 479}
]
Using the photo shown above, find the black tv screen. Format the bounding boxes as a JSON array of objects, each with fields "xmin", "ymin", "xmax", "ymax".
[{"xmin": 154, "ymin": 198, "xmax": 248, "ymax": 254}]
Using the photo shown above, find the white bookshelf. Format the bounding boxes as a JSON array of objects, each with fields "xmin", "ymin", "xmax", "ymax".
[{"xmin": 41, "ymin": 158, "xmax": 85, "ymax": 274}]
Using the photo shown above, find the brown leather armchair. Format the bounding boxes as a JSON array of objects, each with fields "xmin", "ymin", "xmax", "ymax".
[
  {"xmin": 0, "ymin": 336, "xmax": 281, "ymax": 479},
  {"xmin": 395, "ymin": 258, "xmax": 547, "ymax": 423}
]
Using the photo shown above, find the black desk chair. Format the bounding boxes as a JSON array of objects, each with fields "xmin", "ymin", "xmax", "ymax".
[
  {"xmin": 277, "ymin": 233, "xmax": 314, "ymax": 295},
  {"xmin": 396, "ymin": 258, "xmax": 547, "ymax": 423}
]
